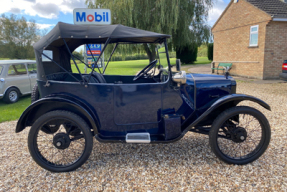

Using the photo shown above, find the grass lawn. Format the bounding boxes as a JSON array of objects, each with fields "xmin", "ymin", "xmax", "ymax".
[
  {"xmin": 0, "ymin": 57, "xmax": 209, "ymax": 123},
  {"xmin": 71, "ymin": 58, "xmax": 176, "ymax": 75},
  {"xmin": 0, "ymin": 95, "xmax": 31, "ymax": 123},
  {"xmin": 194, "ymin": 57, "xmax": 211, "ymax": 65}
]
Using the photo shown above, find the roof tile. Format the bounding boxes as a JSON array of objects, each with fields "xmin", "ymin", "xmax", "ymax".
[{"xmin": 246, "ymin": 0, "xmax": 287, "ymax": 18}]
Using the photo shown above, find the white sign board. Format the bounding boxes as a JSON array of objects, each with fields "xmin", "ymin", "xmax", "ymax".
[{"xmin": 73, "ymin": 8, "xmax": 111, "ymax": 25}]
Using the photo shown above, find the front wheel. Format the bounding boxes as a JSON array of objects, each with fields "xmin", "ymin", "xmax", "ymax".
[
  {"xmin": 28, "ymin": 110, "xmax": 93, "ymax": 172},
  {"xmin": 209, "ymin": 106, "xmax": 271, "ymax": 165}
]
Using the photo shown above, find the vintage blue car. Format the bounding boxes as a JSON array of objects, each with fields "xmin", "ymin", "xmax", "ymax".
[{"xmin": 16, "ymin": 22, "xmax": 271, "ymax": 172}]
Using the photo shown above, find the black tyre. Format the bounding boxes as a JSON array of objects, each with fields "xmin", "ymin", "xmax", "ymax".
[
  {"xmin": 209, "ymin": 106, "xmax": 271, "ymax": 165},
  {"xmin": 3, "ymin": 87, "xmax": 20, "ymax": 103},
  {"xmin": 31, "ymin": 83, "xmax": 40, "ymax": 103},
  {"xmin": 28, "ymin": 110, "xmax": 93, "ymax": 172}
]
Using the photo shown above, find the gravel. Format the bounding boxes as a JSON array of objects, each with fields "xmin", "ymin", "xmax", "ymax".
[{"xmin": 0, "ymin": 81, "xmax": 286, "ymax": 191}]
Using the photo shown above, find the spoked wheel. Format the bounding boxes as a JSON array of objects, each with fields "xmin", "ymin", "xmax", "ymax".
[
  {"xmin": 209, "ymin": 106, "xmax": 271, "ymax": 165},
  {"xmin": 28, "ymin": 110, "xmax": 93, "ymax": 172}
]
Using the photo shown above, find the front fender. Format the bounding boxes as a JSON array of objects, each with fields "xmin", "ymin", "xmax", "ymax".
[
  {"xmin": 183, "ymin": 94, "xmax": 271, "ymax": 128},
  {"xmin": 16, "ymin": 97, "xmax": 100, "ymax": 133}
]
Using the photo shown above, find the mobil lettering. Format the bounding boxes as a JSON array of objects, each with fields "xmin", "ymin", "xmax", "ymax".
[{"xmin": 73, "ymin": 9, "xmax": 111, "ymax": 25}]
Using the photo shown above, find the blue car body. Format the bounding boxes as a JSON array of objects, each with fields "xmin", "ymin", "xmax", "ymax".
[{"xmin": 16, "ymin": 72, "xmax": 270, "ymax": 142}]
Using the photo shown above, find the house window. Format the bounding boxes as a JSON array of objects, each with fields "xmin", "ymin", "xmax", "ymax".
[{"xmin": 249, "ymin": 25, "xmax": 259, "ymax": 46}]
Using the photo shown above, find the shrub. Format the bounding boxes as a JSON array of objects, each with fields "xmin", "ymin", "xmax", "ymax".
[
  {"xmin": 207, "ymin": 43, "xmax": 213, "ymax": 61},
  {"xmin": 176, "ymin": 46, "xmax": 198, "ymax": 64}
]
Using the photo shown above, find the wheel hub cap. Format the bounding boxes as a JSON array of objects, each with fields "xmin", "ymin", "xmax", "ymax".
[
  {"xmin": 231, "ymin": 127, "xmax": 247, "ymax": 143},
  {"xmin": 9, "ymin": 91, "xmax": 17, "ymax": 101},
  {"xmin": 53, "ymin": 133, "xmax": 71, "ymax": 149},
  {"xmin": 56, "ymin": 142, "xmax": 62, "ymax": 147}
]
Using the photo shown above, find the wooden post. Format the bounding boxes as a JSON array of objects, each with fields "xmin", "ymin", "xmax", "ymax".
[{"xmin": 211, "ymin": 61, "xmax": 215, "ymax": 74}]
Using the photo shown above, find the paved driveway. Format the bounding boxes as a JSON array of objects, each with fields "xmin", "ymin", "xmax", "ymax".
[{"xmin": 184, "ymin": 64, "xmax": 212, "ymax": 74}]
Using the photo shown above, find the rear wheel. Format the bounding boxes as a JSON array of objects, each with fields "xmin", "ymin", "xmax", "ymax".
[
  {"xmin": 3, "ymin": 87, "xmax": 20, "ymax": 103},
  {"xmin": 209, "ymin": 106, "xmax": 271, "ymax": 165},
  {"xmin": 28, "ymin": 110, "xmax": 93, "ymax": 172}
]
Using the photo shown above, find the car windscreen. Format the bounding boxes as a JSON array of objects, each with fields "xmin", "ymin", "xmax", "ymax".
[
  {"xmin": 0, "ymin": 65, "xmax": 3, "ymax": 75},
  {"xmin": 157, "ymin": 44, "xmax": 169, "ymax": 68}
]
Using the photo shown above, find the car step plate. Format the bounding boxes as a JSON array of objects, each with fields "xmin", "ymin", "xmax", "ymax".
[{"xmin": 126, "ymin": 133, "xmax": 151, "ymax": 143}]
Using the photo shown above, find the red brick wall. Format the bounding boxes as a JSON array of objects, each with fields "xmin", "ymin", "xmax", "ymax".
[
  {"xmin": 212, "ymin": 0, "xmax": 272, "ymax": 79},
  {"xmin": 264, "ymin": 21, "xmax": 287, "ymax": 79}
]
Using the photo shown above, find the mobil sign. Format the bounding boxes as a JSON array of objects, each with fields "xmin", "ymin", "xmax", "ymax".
[{"xmin": 73, "ymin": 8, "xmax": 111, "ymax": 25}]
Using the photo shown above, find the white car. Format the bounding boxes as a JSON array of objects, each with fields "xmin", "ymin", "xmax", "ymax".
[{"xmin": 0, "ymin": 60, "xmax": 37, "ymax": 103}]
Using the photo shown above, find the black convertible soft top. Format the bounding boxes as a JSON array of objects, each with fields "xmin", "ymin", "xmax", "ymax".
[
  {"xmin": 34, "ymin": 22, "xmax": 170, "ymax": 80},
  {"xmin": 33, "ymin": 22, "xmax": 170, "ymax": 53}
]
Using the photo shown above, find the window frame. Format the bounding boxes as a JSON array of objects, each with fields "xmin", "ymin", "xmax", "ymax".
[
  {"xmin": 0, "ymin": 66, "xmax": 3, "ymax": 75},
  {"xmin": 249, "ymin": 25, "xmax": 259, "ymax": 47},
  {"xmin": 27, "ymin": 63, "xmax": 37, "ymax": 74}
]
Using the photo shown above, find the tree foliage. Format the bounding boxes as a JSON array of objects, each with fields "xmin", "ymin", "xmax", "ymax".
[
  {"xmin": 0, "ymin": 14, "xmax": 39, "ymax": 59},
  {"xmin": 176, "ymin": 46, "xmax": 198, "ymax": 64},
  {"xmin": 73, "ymin": 50, "xmax": 84, "ymax": 61},
  {"xmin": 85, "ymin": 0, "xmax": 212, "ymax": 62},
  {"xmin": 198, "ymin": 44, "xmax": 208, "ymax": 57}
]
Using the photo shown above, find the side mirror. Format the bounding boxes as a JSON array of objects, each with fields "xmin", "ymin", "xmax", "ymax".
[
  {"xmin": 176, "ymin": 59, "xmax": 181, "ymax": 71},
  {"xmin": 172, "ymin": 71, "xmax": 186, "ymax": 85}
]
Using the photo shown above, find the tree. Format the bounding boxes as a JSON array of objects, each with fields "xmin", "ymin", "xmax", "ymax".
[
  {"xmin": 176, "ymin": 46, "xmax": 198, "ymax": 64},
  {"xmin": 0, "ymin": 14, "xmax": 39, "ymax": 59},
  {"xmin": 85, "ymin": 0, "xmax": 212, "ymax": 62},
  {"xmin": 73, "ymin": 50, "xmax": 84, "ymax": 61}
]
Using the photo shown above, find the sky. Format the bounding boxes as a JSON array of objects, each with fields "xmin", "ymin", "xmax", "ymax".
[{"xmin": 1, "ymin": 0, "xmax": 230, "ymax": 31}]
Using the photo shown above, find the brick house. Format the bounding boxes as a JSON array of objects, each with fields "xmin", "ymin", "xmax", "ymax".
[{"xmin": 212, "ymin": 0, "xmax": 287, "ymax": 79}]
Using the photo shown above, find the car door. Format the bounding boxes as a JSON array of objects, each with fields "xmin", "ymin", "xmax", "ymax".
[
  {"xmin": 27, "ymin": 63, "xmax": 37, "ymax": 90},
  {"xmin": 6, "ymin": 63, "xmax": 30, "ymax": 94},
  {"xmin": 114, "ymin": 83, "xmax": 162, "ymax": 125}
]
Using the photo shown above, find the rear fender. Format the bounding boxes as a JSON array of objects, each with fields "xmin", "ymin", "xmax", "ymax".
[
  {"xmin": 182, "ymin": 94, "xmax": 271, "ymax": 129},
  {"xmin": 16, "ymin": 97, "xmax": 100, "ymax": 134}
]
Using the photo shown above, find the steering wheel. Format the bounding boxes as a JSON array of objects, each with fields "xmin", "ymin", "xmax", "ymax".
[{"xmin": 133, "ymin": 60, "xmax": 158, "ymax": 81}]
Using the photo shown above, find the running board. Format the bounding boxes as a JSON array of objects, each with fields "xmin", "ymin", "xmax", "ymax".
[{"xmin": 126, "ymin": 133, "xmax": 151, "ymax": 143}]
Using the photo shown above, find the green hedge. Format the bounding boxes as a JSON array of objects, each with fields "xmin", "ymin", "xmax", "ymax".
[
  {"xmin": 176, "ymin": 46, "xmax": 198, "ymax": 64},
  {"xmin": 207, "ymin": 43, "xmax": 213, "ymax": 61}
]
